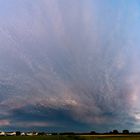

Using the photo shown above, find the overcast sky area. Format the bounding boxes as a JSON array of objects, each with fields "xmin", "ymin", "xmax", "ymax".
[{"xmin": 0, "ymin": 0, "xmax": 140, "ymax": 132}]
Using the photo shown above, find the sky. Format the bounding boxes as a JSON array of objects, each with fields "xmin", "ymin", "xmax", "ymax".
[{"xmin": 0, "ymin": 0, "xmax": 140, "ymax": 132}]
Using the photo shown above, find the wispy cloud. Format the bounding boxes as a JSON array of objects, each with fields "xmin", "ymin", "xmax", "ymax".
[
  {"xmin": 0, "ymin": 119, "xmax": 10, "ymax": 126},
  {"xmin": 0, "ymin": 0, "xmax": 140, "ymax": 132}
]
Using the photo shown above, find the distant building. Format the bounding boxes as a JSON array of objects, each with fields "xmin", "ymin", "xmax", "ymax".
[
  {"xmin": 0, "ymin": 131, "xmax": 6, "ymax": 136},
  {"xmin": 26, "ymin": 132, "xmax": 33, "ymax": 136},
  {"xmin": 26, "ymin": 132, "xmax": 38, "ymax": 136},
  {"xmin": 21, "ymin": 132, "xmax": 25, "ymax": 136},
  {"xmin": 6, "ymin": 132, "xmax": 16, "ymax": 136}
]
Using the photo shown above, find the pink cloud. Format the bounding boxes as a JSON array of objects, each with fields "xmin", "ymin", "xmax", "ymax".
[{"xmin": 0, "ymin": 119, "xmax": 10, "ymax": 126}]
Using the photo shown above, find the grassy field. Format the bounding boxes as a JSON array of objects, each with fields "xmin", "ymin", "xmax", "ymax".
[{"xmin": 0, "ymin": 135, "xmax": 140, "ymax": 140}]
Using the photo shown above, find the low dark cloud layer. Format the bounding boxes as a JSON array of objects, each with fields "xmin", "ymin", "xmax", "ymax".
[{"xmin": 0, "ymin": 0, "xmax": 140, "ymax": 132}]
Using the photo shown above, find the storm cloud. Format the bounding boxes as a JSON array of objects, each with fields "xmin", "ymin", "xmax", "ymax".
[{"xmin": 0, "ymin": 0, "xmax": 140, "ymax": 132}]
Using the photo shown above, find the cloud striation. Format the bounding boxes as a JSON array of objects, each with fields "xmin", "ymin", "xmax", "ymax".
[{"xmin": 0, "ymin": 0, "xmax": 140, "ymax": 132}]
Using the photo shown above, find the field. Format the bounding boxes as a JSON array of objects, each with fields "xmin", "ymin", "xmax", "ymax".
[{"xmin": 0, "ymin": 135, "xmax": 140, "ymax": 140}]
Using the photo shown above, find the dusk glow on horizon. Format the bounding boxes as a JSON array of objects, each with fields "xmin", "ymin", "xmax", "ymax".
[{"xmin": 0, "ymin": 0, "xmax": 140, "ymax": 132}]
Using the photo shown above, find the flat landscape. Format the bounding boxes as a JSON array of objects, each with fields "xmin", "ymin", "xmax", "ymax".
[{"xmin": 1, "ymin": 135, "xmax": 140, "ymax": 140}]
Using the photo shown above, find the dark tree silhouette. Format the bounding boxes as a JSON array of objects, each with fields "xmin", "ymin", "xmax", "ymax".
[
  {"xmin": 122, "ymin": 130, "xmax": 129, "ymax": 134},
  {"xmin": 113, "ymin": 130, "xmax": 119, "ymax": 134},
  {"xmin": 90, "ymin": 131, "xmax": 96, "ymax": 134},
  {"xmin": 38, "ymin": 132, "xmax": 45, "ymax": 135},
  {"xmin": 16, "ymin": 131, "xmax": 21, "ymax": 136}
]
